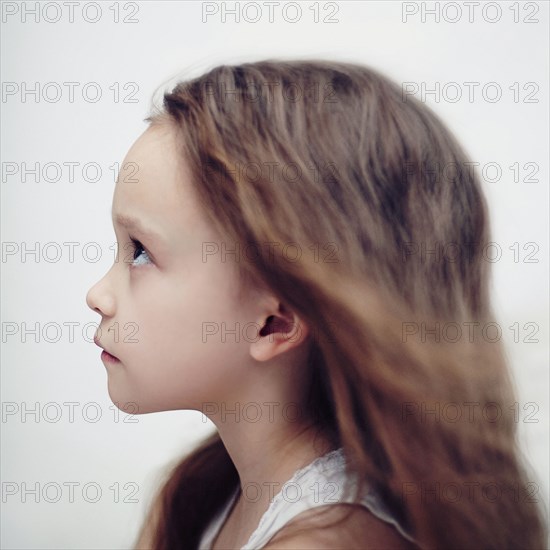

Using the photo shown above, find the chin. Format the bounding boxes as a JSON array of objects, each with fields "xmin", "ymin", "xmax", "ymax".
[{"xmin": 106, "ymin": 382, "xmax": 144, "ymax": 415}]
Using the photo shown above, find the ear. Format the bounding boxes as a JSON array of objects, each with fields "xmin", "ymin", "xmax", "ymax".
[{"xmin": 250, "ymin": 301, "xmax": 310, "ymax": 362}]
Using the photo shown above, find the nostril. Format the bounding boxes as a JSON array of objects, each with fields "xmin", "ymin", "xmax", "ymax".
[{"xmin": 86, "ymin": 290, "xmax": 102, "ymax": 315}]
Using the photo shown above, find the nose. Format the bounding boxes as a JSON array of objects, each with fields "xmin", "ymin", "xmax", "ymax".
[{"xmin": 86, "ymin": 270, "xmax": 116, "ymax": 318}]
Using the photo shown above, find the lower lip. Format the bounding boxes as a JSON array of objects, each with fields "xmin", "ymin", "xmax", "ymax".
[{"xmin": 101, "ymin": 350, "xmax": 120, "ymax": 363}]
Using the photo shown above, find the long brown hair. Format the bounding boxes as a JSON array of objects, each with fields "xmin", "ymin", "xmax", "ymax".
[{"xmin": 133, "ymin": 59, "xmax": 547, "ymax": 549}]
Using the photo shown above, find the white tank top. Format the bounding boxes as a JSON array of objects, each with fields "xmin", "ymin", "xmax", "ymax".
[{"xmin": 198, "ymin": 447, "xmax": 415, "ymax": 549}]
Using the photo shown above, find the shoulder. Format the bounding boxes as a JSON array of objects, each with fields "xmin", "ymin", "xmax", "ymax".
[{"xmin": 262, "ymin": 504, "xmax": 415, "ymax": 550}]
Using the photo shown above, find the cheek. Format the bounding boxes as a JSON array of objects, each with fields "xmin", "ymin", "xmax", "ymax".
[{"xmin": 114, "ymin": 266, "xmax": 254, "ymax": 411}]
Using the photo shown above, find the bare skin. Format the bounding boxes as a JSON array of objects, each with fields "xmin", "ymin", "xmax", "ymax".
[
  {"xmin": 86, "ymin": 122, "xmax": 337, "ymax": 547},
  {"xmin": 214, "ymin": 500, "xmax": 417, "ymax": 549}
]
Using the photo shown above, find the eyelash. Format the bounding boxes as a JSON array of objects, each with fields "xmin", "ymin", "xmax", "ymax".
[{"xmin": 128, "ymin": 237, "xmax": 153, "ymax": 267}]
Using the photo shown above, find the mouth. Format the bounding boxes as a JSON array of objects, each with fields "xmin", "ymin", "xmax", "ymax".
[
  {"xmin": 94, "ymin": 334, "xmax": 121, "ymax": 363},
  {"xmin": 101, "ymin": 349, "xmax": 121, "ymax": 364}
]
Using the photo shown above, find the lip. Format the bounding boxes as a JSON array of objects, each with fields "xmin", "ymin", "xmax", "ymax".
[
  {"xmin": 101, "ymin": 349, "xmax": 121, "ymax": 364},
  {"xmin": 94, "ymin": 334, "xmax": 120, "ymax": 362}
]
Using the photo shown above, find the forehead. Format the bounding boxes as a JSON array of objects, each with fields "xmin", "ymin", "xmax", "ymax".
[
  {"xmin": 112, "ymin": 123, "xmax": 191, "ymax": 226},
  {"xmin": 115, "ymin": 123, "xmax": 181, "ymax": 198}
]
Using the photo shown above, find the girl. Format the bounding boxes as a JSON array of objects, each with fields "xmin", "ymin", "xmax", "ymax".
[{"xmin": 86, "ymin": 60, "xmax": 547, "ymax": 549}]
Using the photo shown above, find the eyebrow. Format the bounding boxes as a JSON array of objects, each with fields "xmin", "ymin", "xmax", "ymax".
[{"xmin": 113, "ymin": 212, "xmax": 165, "ymax": 245}]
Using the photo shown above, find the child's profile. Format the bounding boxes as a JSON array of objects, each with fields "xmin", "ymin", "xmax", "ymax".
[{"xmin": 86, "ymin": 59, "xmax": 547, "ymax": 549}]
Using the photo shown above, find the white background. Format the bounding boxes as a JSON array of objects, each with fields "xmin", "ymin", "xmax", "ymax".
[{"xmin": 1, "ymin": 1, "xmax": 548, "ymax": 548}]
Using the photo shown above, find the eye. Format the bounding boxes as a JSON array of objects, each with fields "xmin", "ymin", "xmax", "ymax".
[{"xmin": 129, "ymin": 238, "xmax": 153, "ymax": 267}]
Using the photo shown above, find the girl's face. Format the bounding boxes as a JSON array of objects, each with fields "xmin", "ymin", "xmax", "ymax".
[{"xmin": 86, "ymin": 123, "xmax": 267, "ymax": 415}]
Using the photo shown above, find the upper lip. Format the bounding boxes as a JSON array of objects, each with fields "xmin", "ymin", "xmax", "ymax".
[{"xmin": 94, "ymin": 334, "xmax": 119, "ymax": 359}]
